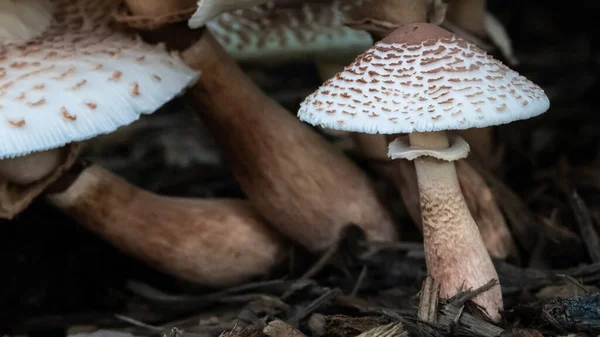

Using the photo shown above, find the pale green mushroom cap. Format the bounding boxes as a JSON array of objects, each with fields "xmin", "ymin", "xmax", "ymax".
[{"xmin": 205, "ymin": 1, "xmax": 374, "ymax": 63}]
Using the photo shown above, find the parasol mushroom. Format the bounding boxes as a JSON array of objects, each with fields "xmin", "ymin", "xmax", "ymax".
[
  {"xmin": 297, "ymin": 23, "xmax": 550, "ymax": 320},
  {"xmin": 1, "ymin": 0, "xmax": 285, "ymax": 287}
]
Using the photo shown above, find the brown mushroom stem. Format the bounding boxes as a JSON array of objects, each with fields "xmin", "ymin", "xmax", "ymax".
[
  {"xmin": 445, "ymin": 0, "xmax": 486, "ymax": 37},
  {"xmin": 0, "ymin": 148, "xmax": 63, "ymax": 185},
  {"xmin": 406, "ymin": 130, "xmax": 502, "ymax": 321},
  {"xmin": 180, "ymin": 31, "xmax": 397, "ymax": 252},
  {"xmin": 0, "ymin": 144, "xmax": 80, "ymax": 220},
  {"xmin": 123, "ymin": 0, "xmax": 197, "ymax": 18},
  {"xmin": 45, "ymin": 163, "xmax": 286, "ymax": 287}
]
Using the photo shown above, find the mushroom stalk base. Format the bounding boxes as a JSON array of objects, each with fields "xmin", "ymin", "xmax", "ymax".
[
  {"xmin": 45, "ymin": 164, "xmax": 285, "ymax": 287},
  {"xmin": 409, "ymin": 131, "xmax": 502, "ymax": 321}
]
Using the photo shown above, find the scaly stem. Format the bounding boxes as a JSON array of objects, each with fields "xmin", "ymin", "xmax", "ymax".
[{"xmin": 409, "ymin": 131, "xmax": 502, "ymax": 321}]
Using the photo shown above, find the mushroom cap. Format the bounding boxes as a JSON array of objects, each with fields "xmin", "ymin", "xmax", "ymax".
[
  {"xmin": 297, "ymin": 23, "xmax": 550, "ymax": 134},
  {"xmin": 0, "ymin": 0, "xmax": 200, "ymax": 160},
  {"xmin": 206, "ymin": 1, "xmax": 373, "ymax": 63}
]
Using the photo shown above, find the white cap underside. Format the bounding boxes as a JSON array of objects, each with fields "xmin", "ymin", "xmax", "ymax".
[
  {"xmin": 206, "ymin": 1, "xmax": 373, "ymax": 62},
  {"xmin": 0, "ymin": 0, "xmax": 200, "ymax": 160},
  {"xmin": 298, "ymin": 36, "xmax": 550, "ymax": 134}
]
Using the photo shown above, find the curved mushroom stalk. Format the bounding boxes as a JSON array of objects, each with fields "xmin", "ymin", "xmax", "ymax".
[
  {"xmin": 0, "ymin": 144, "xmax": 80, "ymax": 219},
  {"xmin": 341, "ymin": 0, "xmax": 430, "ymax": 38},
  {"xmin": 0, "ymin": 0, "xmax": 53, "ymax": 43},
  {"xmin": 390, "ymin": 131, "xmax": 503, "ymax": 321},
  {"xmin": 180, "ymin": 32, "xmax": 398, "ymax": 253},
  {"xmin": 0, "ymin": 148, "xmax": 64, "ymax": 185},
  {"xmin": 45, "ymin": 164, "xmax": 286, "ymax": 287}
]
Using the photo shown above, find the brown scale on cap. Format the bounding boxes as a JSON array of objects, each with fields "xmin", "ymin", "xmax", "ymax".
[
  {"xmin": 298, "ymin": 23, "xmax": 550, "ymax": 322},
  {"xmin": 298, "ymin": 23, "xmax": 547, "ymax": 134}
]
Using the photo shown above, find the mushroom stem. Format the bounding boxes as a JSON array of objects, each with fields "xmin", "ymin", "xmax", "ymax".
[
  {"xmin": 45, "ymin": 164, "xmax": 285, "ymax": 287},
  {"xmin": 0, "ymin": 148, "xmax": 64, "ymax": 185},
  {"xmin": 444, "ymin": 0, "xmax": 496, "ymax": 163},
  {"xmin": 407, "ymin": 130, "xmax": 502, "ymax": 321},
  {"xmin": 123, "ymin": 0, "xmax": 196, "ymax": 18},
  {"xmin": 181, "ymin": 31, "xmax": 397, "ymax": 252}
]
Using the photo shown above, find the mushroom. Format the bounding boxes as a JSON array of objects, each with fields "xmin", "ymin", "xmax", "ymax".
[
  {"xmin": 0, "ymin": 0, "xmax": 53, "ymax": 43},
  {"xmin": 329, "ymin": 0, "xmax": 519, "ymax": 259},
  {"xmin": 1, "ymin": 0, "xmax": 285, "ymax": 287},
  {"xmin": 46, "ymin": 162, "xmax": 285, "ymax": 287},
  {"xmin": 115, "ymin": 0, "xmax": 272, "ymax": 31},
  {"xmin": 297, "ymin": 23, "xmax": 550, "ymax": 320}
]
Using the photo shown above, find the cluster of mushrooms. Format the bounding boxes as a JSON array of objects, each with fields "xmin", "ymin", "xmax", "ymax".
[{"xmin": 0, "ymin": 0, "xmax": 549, "ymax": 322}]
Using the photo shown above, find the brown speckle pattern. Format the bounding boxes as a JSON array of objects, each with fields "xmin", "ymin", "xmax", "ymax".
[{"xmin": 298, "ymin": 35, "xmax": 549, "ymax": 134}]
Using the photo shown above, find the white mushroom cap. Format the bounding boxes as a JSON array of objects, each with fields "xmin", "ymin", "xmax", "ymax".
[
  {"xmin": 0, "ymin": 0, "xmax": 53, "ymax": 43},
  {"xmin": 0, "ymin": 0, "xmax": 200, "ymax": 160},
  {"xmin": 189, "ymin": 0, "xmax": 271, "ymax": 29},
  {"xmin": 206, "ymin": 1, "xmax": 373, "ymax": 62},
  {"xmin": 297, "ymin": 23, "xmax": 550, "ymax": 134}
]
